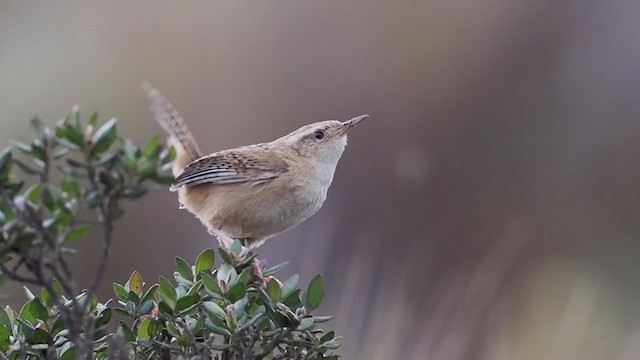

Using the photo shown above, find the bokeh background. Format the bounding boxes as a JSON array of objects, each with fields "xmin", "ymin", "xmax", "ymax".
[{"xmin": 2, "ymin": 1, "xmax": 640, "ymax": 359}]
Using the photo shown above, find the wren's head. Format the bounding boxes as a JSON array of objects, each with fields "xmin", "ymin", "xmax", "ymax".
[{"xmin": 278, "ymin": 115, "xmax": 368, "ymax": 166}]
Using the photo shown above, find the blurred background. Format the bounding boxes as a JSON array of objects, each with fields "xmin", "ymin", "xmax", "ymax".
[{"xmin": 2, "ymin": 1, "xmax": 640, "ymax": 359}]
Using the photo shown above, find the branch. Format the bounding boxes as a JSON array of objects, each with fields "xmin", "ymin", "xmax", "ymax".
[
  {"xmin": 253, "ymin": 328, "xmax": 294, "ymax": 360},
  {"xmin": 87, "ymin": 195, "xmax": 115, "ymax": 299}
]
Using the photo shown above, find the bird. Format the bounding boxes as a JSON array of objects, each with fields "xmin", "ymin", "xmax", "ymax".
[{"xmin": 143, "ymin": 83, "xmax": 367, "ymax": 249}]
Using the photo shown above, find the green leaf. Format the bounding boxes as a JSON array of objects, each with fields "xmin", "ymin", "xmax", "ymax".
[
  {"xmin": 88, "ymin": 112, "xmax": 99, "ymax": 127},
  {"xmin": 138, "ymin": 300, "xmax": 153, "ymax": 316},
  {"xmin": 3, "ymin": 306, "xmax": 14, "ymax": 328},
  {"xmin": 187, "ymin": 279, "xmax": 203, "ymax": 296},
  {"xmin": 263, "ymin": 261, "xmax": 289, "ymax": 277},
  {"xmin": 201, "ymin": 272, "xmax": 223, "ymax": 296},
  {"xmin": 322, "ymin": 340, "xmax": 340, "ymax": 350},
  {"xmin": 158, "ymin": 276, "xmax": 177, "ymax": 308},
  {"xmin": 128, "ymin": 271, "xmax": 143, "ymax": 296},
  {"xmin": 227, "ymin": 282, "xmax": 246, "ymax": 303},
  {"xmin": 0, "ymin": 147, "xmax": 12, "ymax": 180},
  {"xmin": 175, "ymin": 257, "xmax": 193, "ymax": 281},
  {"xmin": 217, "ymin": 264, "xmax": 236, "ymax": 286},
  {"xmin": 137, "ymin": 318, "xmax": 154, "ymax": 340},
  {"xmin": 113, "ymin": 283, "xmax": 128, "ymax": 301},
  {"xmin": 31, "ymin": 327, "xmax": 52, "ymax": 344},
  {"xmin": 96, "ymin": 308, "xmax": 112, "ymax": 327},
  {"xmin": 29, "ymin": 298, "xmax": 48, "ymax": 323},
  {"xmin": 30, "ymin": 144, "xmax": 47, "ymax": 165},
  {"xmin": 236, "ymin": 267, "xmax": 252, "ymax": 287},
  {"xmin": 57, "ymin": 124, "xmax": 83, "ymax": 149},
  {"xmin": 192, "ymin": 315, "xmax": 206, "ymax": 335},
  {"xmin": 266, "ymin": 278, "xmax": 281, "ymax": 302},
  {"xmin": 60, "ymin": 343, "xmax": 75, "ymax": 360},
  {"xmin": 127, "ymin": 291, "xmax": 140, "ymax": 305},
  {"xmin": 195, "ymin": 248, "xmax": 215, "ymax": 275},
  {"xmin": 41, "ymin": 280, "xmax": 61, "ymax": 307},
  {"xmin": 178, "ymin": 334, "xmax": 192, "ymax": 347},
  {"xmin": 218, "ymin": 247, "xmax": 232, "ymax": 264},
  {"xmin": 165, "ymin": 321, "xmax": 180, "ymax": 338},
  {"xmin": 229, "ymin": 240, "xmax": 243, "ymax": 256},
  {"xmin": 203, "ymin": 301, "xmax": 226, "ymax": 320},
  {"xmin": 150, "ymin": 175, "xmax": 174, "ymax": 186},
  {"xmin": 143, "ymin": 135, "xmax": 162, "ymax": 159},
  {"xmin": 158, "ymin": 301, "xmax": 173, "ymax": 318},
  {"xmin": 118, "ymin": 323, "xmax": 136, "ymax": 342},
  {"xmin": 176, "ymin": 294, "xmax": 200, "ymax": 312},
  {"xmin": 0, "ymin": 325, "xmax": 9, "ymax": 351},
  {"xmin": 91, "ymin": 118, "xmax": 117, "ymax": 157},
  {"xmin": 122, "ymin": 138, "xmax": 138, "ymax": 161},
  {"xmin": 163, "ymin": 146, "xmax": 177, "ymax": 163},
  {"xmin": 305, "ymin": 275, "xmax": 325, "ymax": 311},
  {"xmin": 16, "ymin": 318, "xmax": 35, "ymax": 331},
  {"xmin": 60, "ymin": 178, "xmax": 81, "ymax": 197},
  {"xmin": 312, "ymin": 315, "xmax": 334, "ymax": 324},
  {"xmin": 320, "ymin": 331, "xmax": 335, "ymax": 343},
  {"xmin": 125, "ymin": 301, "xmax": 136, "ymax": 317},
  {"xmin": 66, "ymin": 224, "xmax": 91, "ymax": 242},
  {"xmin": 13, "ymin": 159, "xmax": 42, "ymax": 176},
  {"xmin": 297, "ymin": 317, "xmax": 314, "ymax": 331},
  {"xmin": 204, "ymin": 319, "xmax": 231, "ymax": 336},
  {"xmin": 24, "ymin": 184, "xmax": 43, "ymax": 204},
  {"xmin": 0, "ymin": 307, "xmax": 11, "ymax": 331},
  {"xmin": 233, "ymin": 296, "xmax": 249, "ymax": 318},
  {"xmin": 237, "ymin": 313, "xmax": 264, "ymax": 332},
  {"xmin": 23, "ymin": 286, "xmax": 35, "ymax": 300},
  {"xmin": 10, "ymin": 140, "xmax": 31, "ymax": 154},
  {"xmin": 140, "ymin": 284, "xmax": 158, "ymax": 304},
  {"xmin": 281, "ymin": 274, "xmax": 299, "ymax": 298},
  {"xmin": 30, "ymin": 117, "xmax": 45, "ymax": 142}
]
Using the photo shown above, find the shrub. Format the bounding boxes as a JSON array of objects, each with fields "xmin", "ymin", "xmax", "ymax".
[{"xmin": 0, "ymin": 110, "xmax": 339, "ymax": 359}]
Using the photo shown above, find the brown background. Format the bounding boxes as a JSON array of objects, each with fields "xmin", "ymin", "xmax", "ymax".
[{"xmin": 2, "ymin": 1, "xmax": 640, "ymax": 359}]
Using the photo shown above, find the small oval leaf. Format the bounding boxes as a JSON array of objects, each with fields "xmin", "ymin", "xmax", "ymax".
[
  {"xmin": 128, "ymin": 271, "xmax": 143, "ymax": 296},
  {"xmin": 195, "ymin": 249, "xmax": 214, "ymax": 275},
  {"xmin": 66, "ymin": 224, "xmax": 91, "ymax": 243},
  {"xmin": 305, "ymin": 275, "xmax": 325, "ymax": 311},
  {"xmin": 91, "ymin": 118, "xmax": 117, "ymax": 157},
  {"xmin": 175, "ymin": 257, "xmax": 193, "ymax": 281}
]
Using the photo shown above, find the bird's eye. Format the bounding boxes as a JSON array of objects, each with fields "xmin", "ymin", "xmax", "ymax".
[{"xmin": 313, "ymin": 130, "xmax": 325, "ymax": 140}]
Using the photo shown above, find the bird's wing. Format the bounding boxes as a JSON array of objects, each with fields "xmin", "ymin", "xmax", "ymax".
[{"xmin": 170, "ymin": 148, "xmax": 288, "ymax": 190}]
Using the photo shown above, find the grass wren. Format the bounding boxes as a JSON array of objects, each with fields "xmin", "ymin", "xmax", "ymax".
[{"xmin": 144, "ymin": 83, "xmax": 367, "ymax": 248}]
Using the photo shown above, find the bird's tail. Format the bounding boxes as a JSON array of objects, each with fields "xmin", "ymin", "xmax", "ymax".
[{"xmin": 142, "ymin": 82, "xmax": 202, "ymax": 176}]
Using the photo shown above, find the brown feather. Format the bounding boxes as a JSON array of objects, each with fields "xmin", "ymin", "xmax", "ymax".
[{"xmin": 171, "ymin": 147, "xmax": 289, "ymax": 190}]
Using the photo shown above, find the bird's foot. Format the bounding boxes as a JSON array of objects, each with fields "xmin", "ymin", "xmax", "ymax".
[{"xmin": 208, "ymin": 227, "xmax": 235, "ymax": 249}]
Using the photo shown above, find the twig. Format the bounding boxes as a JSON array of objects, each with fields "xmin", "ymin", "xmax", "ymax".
[
  {"xmin": 242, "ymin": 330, "xmax": 257, "ymax": 360},
  {"xmin": 253, "ymin": 328, "xmax": 293, "ymax": 360}
]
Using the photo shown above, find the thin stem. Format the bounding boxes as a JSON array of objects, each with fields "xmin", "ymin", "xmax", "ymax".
[
  {"xmin": 0, "ymin": 263, "xmax": 40, "ymax": 286},
  {"xmin": 242, "ymin": 330, "xmax": 257, "ymax": 360},
  {"xmin": 87, "ymin": 196, "xmax": 114, "ymax": 299},
  {"xmin": 253, "ymin": 328, "xmax": 293, "ymax": 360}
]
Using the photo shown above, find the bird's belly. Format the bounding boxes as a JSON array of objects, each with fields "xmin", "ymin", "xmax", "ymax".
[{"xmin": 180, "ymin": 181, "xmax": 327, "ymax": 240}]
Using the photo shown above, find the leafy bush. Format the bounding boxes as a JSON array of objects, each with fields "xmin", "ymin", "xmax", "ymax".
[{"xmin": 0, "ymin": 110, "xmax": 339, "ymax": 359}]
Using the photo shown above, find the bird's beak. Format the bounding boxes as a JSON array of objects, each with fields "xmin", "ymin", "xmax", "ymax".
[{"xmin": 338, "ymin": 114, "xmax": 369, "ymax": 136}]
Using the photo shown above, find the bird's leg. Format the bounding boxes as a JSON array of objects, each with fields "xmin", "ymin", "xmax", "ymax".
[{"xmin": 208, "ymin": 227, "xmax": 235, "ymax": 249}]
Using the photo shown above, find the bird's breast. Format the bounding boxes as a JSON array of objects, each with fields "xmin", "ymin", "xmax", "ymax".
[{"xmin": 179, "ymin": 174, "xmax": 329, "ymax": 240}]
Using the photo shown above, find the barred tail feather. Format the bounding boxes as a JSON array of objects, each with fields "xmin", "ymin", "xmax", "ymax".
[{"xmin": 142, "ymin": 82, "xmax": 202, "ymax": 175}]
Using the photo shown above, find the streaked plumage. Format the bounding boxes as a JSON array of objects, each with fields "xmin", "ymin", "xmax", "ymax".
[{"xmin": 144, "ymin": 83, "xmax": 367, "ymax": 248}]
